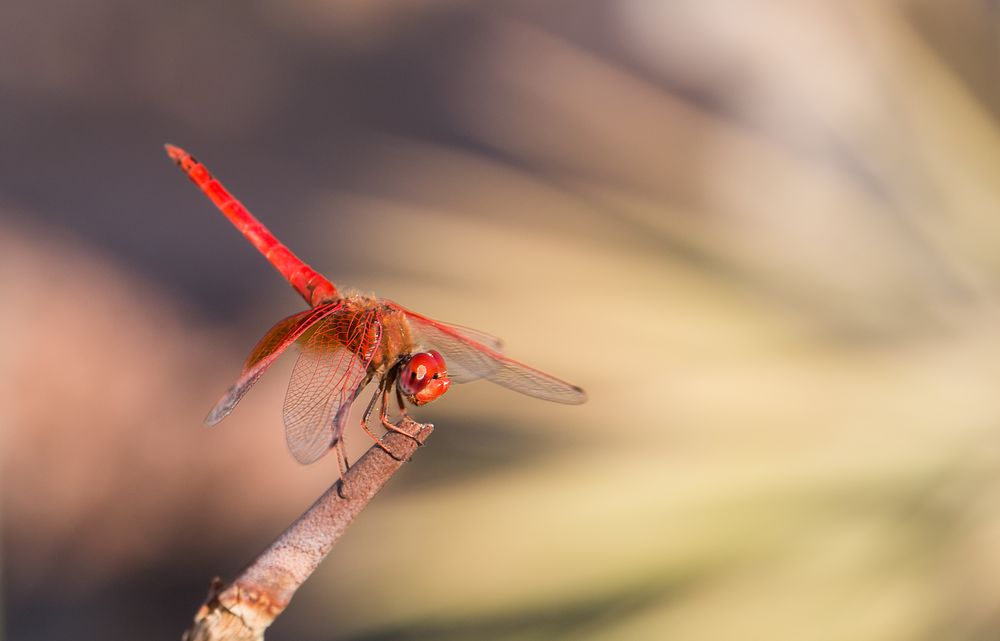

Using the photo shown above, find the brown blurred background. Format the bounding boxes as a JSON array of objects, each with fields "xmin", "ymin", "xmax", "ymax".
[{"xmin": 4, "ymin": 1, "xmax": 1000, "ymax": 639}]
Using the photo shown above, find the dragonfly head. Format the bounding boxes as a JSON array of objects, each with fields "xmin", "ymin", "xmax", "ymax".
[{"xmin": 398, "ymin": 350, "xmax": 451, "ymax": 405}]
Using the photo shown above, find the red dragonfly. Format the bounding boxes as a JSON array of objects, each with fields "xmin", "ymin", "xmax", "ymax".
[{"xmin": 165, "ymin": 145, "xmax": 586, "ymax": 472}]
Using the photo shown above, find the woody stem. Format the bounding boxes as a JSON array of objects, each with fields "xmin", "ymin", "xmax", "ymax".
[{"xmin": 182, "ymin": 424, "xmax": 433, "ymax": 641}]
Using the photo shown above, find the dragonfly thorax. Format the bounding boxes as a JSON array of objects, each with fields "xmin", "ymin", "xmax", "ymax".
[{"xmin": 338, "ymin": 296, "xmax": 451, "ymax": 405}]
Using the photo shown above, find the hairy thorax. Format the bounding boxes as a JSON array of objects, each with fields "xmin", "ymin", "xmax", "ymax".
[{"xmin": 337, "ymin": 292, "xmax": 415, "ymax": 374}]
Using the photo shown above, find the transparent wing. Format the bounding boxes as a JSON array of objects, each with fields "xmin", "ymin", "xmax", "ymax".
[
  {"xmin": 401, "ymin": 307, "xmax": 586, "ymax": 404},
  {"xmin": 430, "ymin": 320, "xmax": 504, "ymax": 353},
  {"xmin": 206, "ymin": 302, "xmax": 343, "ymax": 425},
  {"xmin": 282, "ymin": 308, "xmax": 382, "ymax": 465}
]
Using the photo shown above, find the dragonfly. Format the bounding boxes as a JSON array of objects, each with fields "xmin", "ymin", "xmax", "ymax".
[{"xmin": 165, "ymin": 145, "xmax": 586, "ymax": 474}]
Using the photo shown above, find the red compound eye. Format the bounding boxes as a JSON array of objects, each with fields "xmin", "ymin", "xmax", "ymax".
[{"xmin": 398, "ymin": 350, "xmax": 450, "ymax": 405}]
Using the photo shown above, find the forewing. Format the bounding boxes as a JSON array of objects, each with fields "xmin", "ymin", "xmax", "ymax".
[
  {"xmin": 206, "ymin": 302, "xmax": 343, "ymax": 425},
  {"xmin": 431, "ymin": 320, "xmax": 504, "ymax": 352},
  {"xmin": 403, "ymin": 309, "xmax": 586, "ymax": 404},
  {"xmin": 282, "ymin": 309, "xmax": 382, "ymax": 464}
]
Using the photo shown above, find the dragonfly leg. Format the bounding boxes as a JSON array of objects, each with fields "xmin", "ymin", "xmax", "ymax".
[
  {"xmin": 385, "ymin": 387, "xmax": 424, "ymax": 446},
  {"xmin": 334, "ymin": 438, "xmax": 352, "ymax": 499},
  {"xmin": 380, "ymin": 385, "xmax": 423, "ymax": 442},
  {"xmin": 395, "ymin": 387, "xmax": 413, "ymax": 421},
  {"xmin": 359, "ymin": 380, "xmax": 407, "ymax": 461}
]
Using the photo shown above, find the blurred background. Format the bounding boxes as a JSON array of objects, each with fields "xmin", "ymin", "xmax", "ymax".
[{"xmin": 4, "ymin": 0, "xmax": 1000, "ymax": 639}]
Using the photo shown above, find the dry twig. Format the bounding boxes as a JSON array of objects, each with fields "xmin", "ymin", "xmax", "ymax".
[{"xmin": 182, "ymin": 421, "xmax": 433, "ymax": 641}]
